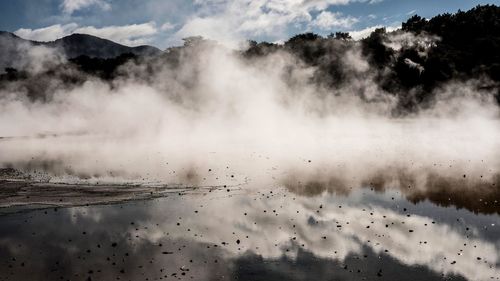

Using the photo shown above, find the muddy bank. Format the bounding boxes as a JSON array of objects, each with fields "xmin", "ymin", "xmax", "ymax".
[{"xmin": 0, "ymin": 168, "xmax": 242, "ymax": 213}]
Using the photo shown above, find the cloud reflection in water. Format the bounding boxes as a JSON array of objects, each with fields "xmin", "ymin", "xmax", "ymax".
[{"xmin": 0, "ymin": 187, "xmax": 499, "ymax": 281}]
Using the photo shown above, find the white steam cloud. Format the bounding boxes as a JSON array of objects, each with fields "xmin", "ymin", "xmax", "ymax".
[{"xmin": 0, "ymin": 39, "xmax": 498, "ymax": 193}]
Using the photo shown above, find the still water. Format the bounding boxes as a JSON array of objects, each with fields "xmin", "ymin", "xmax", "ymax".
[{"xmin": 0, "ymin": 184, "xmax": 499, "ymax": 281}]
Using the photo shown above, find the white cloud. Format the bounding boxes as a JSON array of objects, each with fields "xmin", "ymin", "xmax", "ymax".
[
  {"xmin": 16, "ymin": 0, "xmax": 386, "ymax": 47},
  {"xmin": 14, "ymin": 23, "xmax": 78, "ymax": 42},
  {"xmin": 176, "ymin": 0, "xmax": 373, "ymax": 45},
  {"xmin": 61, "ymin": 0, "xmax": 111, "ymax": 14},
  {"xmin": 160, "ymin": 22, "xmax": 175, "ymax": 31},
  {"xmin": 74, "ymin": 22, "xmax": 158, "ymax": 46},
  {"xmin": 407, "ymin": 9, "xmax": 417, "ymax": 16},
  {"xmin": 311, "ymin": 11, "xmax": 358, "ymax": 30},
  {"xmin": 14, "ymin": 22, "xmax": 159, "ymax": 46},
  {"xmin": 348, "ymin": 24, "xmax": 399, "ymax": 40}
]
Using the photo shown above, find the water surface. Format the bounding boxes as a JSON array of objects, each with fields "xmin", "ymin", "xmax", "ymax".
[{"xmin": 0, "ymin": 183, "xmax": 499, "ymax": 281}]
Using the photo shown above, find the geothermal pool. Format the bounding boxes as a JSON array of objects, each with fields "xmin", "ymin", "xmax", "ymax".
[{"xmin": 0, "ymin": 180, "xmax": 498, "ymax": 281}]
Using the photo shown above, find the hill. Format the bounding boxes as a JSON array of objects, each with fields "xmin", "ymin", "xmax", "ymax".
[{"xmin": 0, "ymin": 31, "xmax": 161, "ymax": 69}]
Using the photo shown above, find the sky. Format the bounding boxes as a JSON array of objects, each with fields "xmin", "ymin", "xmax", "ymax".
[{"xmin": 0, "ymin": 0, "xmax": 497, "ymax": 49}]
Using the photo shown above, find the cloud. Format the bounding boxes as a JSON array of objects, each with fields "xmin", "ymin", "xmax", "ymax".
[
  {"xmin": 14, "ymin": 0, "xmax": 387, "ymax": 47},
  {"xmin": 176, "ymin": 0, "xmax": 374, "ymax": 45},
  {"xmin": 74, "ymin": 22, "xmax": 158, "ymax": 46},
  {"xmin": 348, "ymin": 24, "xmax": 399, "ymax": 40},
  {"xmin": 160, "ymin": 22, "xmax": 175, "ymax": 31},
  {"xmin": 311, "ymin": 11, "xmax": 359, "ymax": 30},
  {"xmin": 14, "ymin": 22, "xmax": 159, "ymax": 46},
  {"xmin": 407, "ymin": 9, "xmax": 417, "ymax": 15},
  {"xmin": 14, "ymin": 23, "xmax": 78, "ymax": 42},
  {"xmin": 60, "ymin": 0, "xmax": 111, "ymax": 14}
]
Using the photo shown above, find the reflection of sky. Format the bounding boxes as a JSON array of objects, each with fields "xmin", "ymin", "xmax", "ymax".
[{"xmin": 0, "ymin": 188, "xmax": 499, "ymax": 281}]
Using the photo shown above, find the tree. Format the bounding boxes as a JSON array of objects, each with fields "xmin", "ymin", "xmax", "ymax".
[
  {"xmin": 182, "ymin": 36, "xmax": 205, "ymax": 47},
  {"xmin": 331, "ymin": 32, "xmax": 352, "ymax": 40},
  {"xmin": 402, "ymin": 15, "xmax": 427, "ymax": 33}
]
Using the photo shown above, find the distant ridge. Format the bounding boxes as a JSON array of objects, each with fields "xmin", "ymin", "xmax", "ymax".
[
  {"xmin": 49, "ymin": 33, "xmax": 161, "ymax": 58},
  {"xmin": 0, "ymin": 31, "xmax": 162, "ymax": 69}
]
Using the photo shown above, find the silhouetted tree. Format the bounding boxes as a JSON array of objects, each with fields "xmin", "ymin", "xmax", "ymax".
[
  {"xmin": 402, "ymin": 15, "xmax": 427, "ymax": 33},
  {"xmin": 331, "ymin": 32, "xmax": 352, "ymax": 40}
]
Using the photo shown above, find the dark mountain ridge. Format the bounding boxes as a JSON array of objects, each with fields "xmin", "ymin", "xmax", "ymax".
[
  {"xmin": 49, "ymin": 33, "xmax": 161, "ymax": 59},
  {"xmin": 0, "ymin": 31, "xmax": 161, "ymax": 69}
]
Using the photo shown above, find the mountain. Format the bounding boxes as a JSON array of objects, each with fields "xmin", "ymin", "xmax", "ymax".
[
  {"xmin": 48, "ymin": 33, "xmax": 161, "ymax": 59},
  {"xmin": 0, "ymin": 31, "xmax": 41, "ymax": 70},
  {"xmin": 0, "ymin": 31, "xmax": 161, "ymax": 70}
]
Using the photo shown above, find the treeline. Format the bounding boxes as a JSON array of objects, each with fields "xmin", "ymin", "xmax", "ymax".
[
  {"xmin": 400, "ymin": 4, "xmax": 500, "ymax": 102},
  {"xmin": 242, "ymin": 4, "xmax": 500, "ymax": 110},
  {"xmin": 1, "ymin": 4, "xmax": 499, "ymax": 112}
]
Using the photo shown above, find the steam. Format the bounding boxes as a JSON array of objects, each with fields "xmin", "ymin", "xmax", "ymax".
[
  {"xmin": 0, "ymin": 38, "xmax": 66, "ymax": 73},
  {"xmin": 0, "ymin": 35, "xmax": 499, "ymax": 195},
  {"xmin": 383, "ymin": 30, "xmax": 440, "ymax": 57}
]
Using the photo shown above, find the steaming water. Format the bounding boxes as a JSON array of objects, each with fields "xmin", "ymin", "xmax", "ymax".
[{"xmin": 1, "ymin": 35, "xmax": 499, "ymax": 281}]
